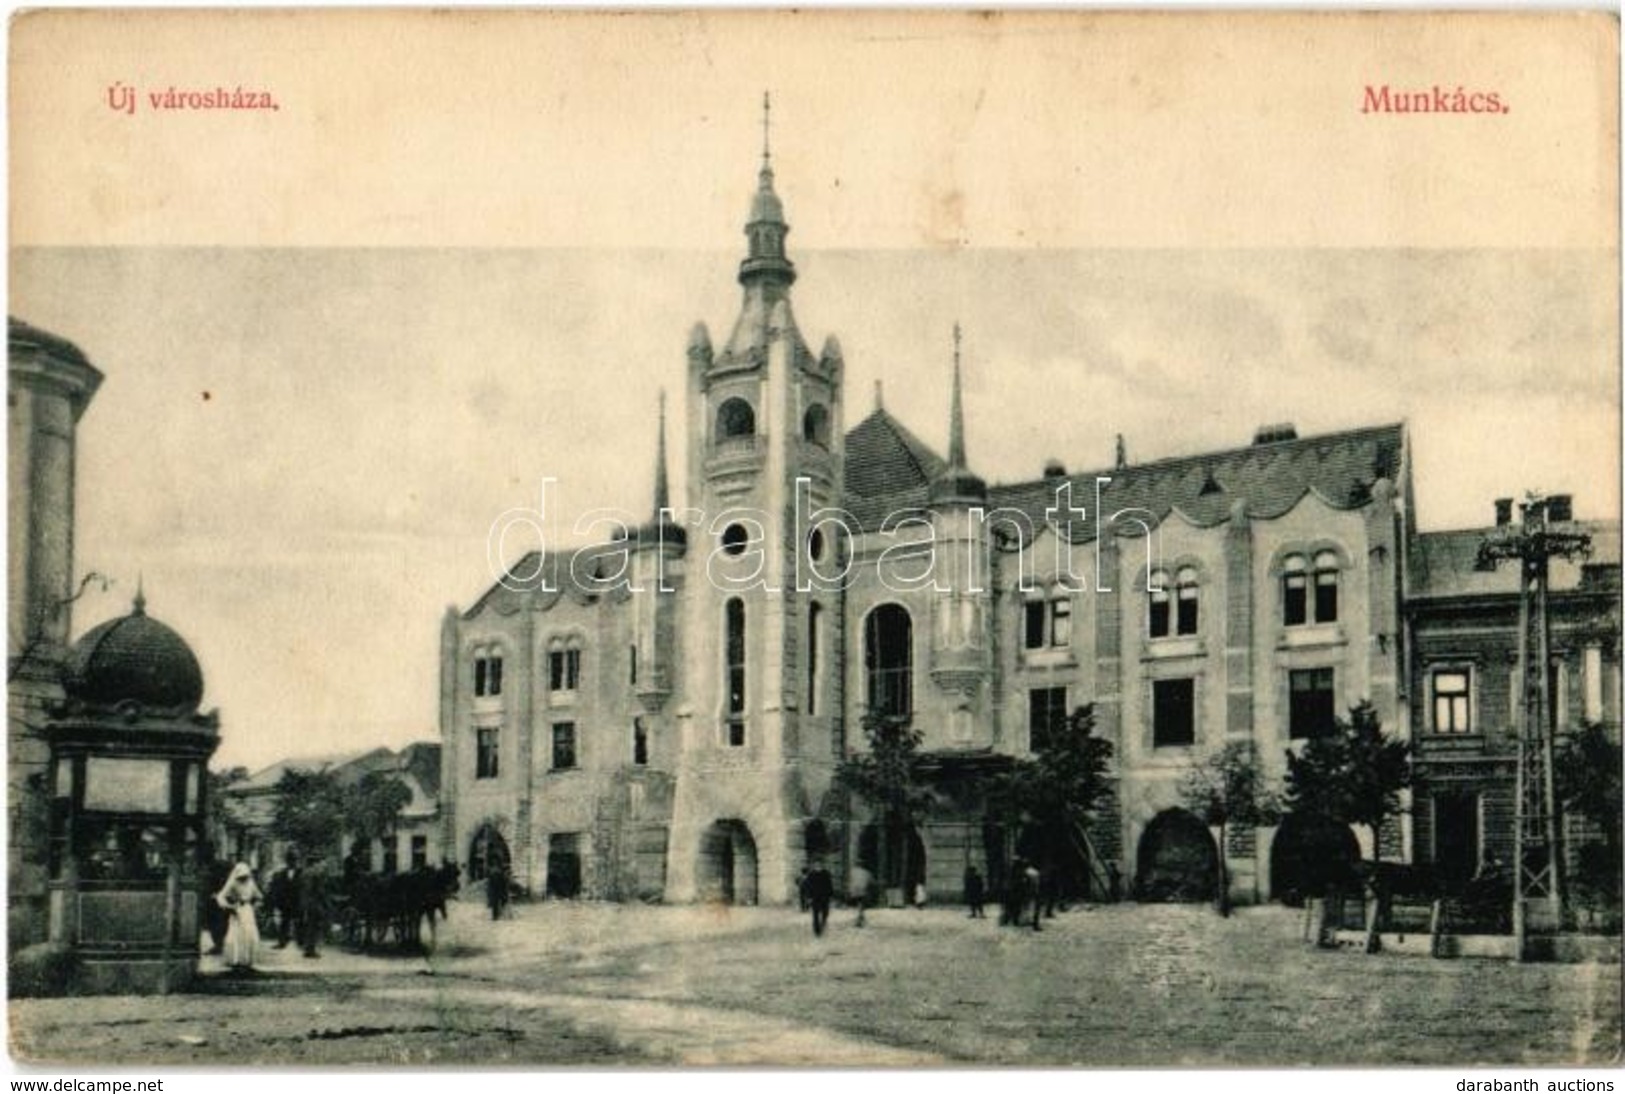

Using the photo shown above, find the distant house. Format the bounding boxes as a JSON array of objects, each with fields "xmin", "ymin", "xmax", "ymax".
[{"xmin": 217, "ymin": 743, "xmax": 442, "ymax": 874}]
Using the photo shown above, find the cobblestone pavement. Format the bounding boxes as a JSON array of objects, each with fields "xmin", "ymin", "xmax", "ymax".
[{"xmin": 10, "ymin": 901, "xmax": 1621, "ymax": 1067}]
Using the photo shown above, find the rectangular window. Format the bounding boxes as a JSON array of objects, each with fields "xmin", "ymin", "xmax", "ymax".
[
  {"xmin": 381, "ymin": 838, "xmax": 398, "ymax": 876},
  {"xmin": 1152, "ymin": 678, "xmax": 1196, "ymax": 747},
  {"xmin": 411, "ymin": 835, "xmax": 428, "ymax": 871},
  {"xmin": 1431, "ymin": 670, "xmax": 1471, "ymax": 733},
  {"xmin": 1024, "ymin": 601, "xmax": 1046, "ymax": 649},
  {"xmin": 1028, "ymin": 686, "xmax": 1068, "ymax": 752},
  {"xmin": 552, "ymin": 722, "xmax": 577, "ymax": 770},
  {"xmin": 1283, "ymin": 574, "xmax": 1308, "ymax": 626},
  {"xmin": 1049, "ymin": 598, "xmax": 1072, "ymax": 648},
  {"xmin": 1176, "ymin": 585, "xmax": 1199, "ymax": 636},
  {"xmin": 1314, "ymin": 571, "xmax": 1339, "ymax": 624},
  {"xmin": 629, "ymin": 644, "xmax": 638, "ymax": 686},
  {"xmin": 549, "ymin": 648, "xmax": 581, "ymax": 693},
  {"xmin": 474, "ymin": 658, "xmax": 488, "ymax": 696},
  {"xmin": 1149, "ymin": 589, "xmax": 1171, "ymax": 638},
  {"xmin": 476, "ymin": 727, "xmax": 500, "ymax": 779},
  {"xmin": 1289, "ymin": 668, "xmax": 1336, "ymax": 739},
  {"xmin": 633, "ymin": 717, "xmax": 648, "ymax": 766}
]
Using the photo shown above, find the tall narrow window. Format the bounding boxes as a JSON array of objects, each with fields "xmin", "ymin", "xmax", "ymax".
[
  {"xmin": 1024, "ymin": 600, "xmax": 1047, "ymax": 649},
  {"xmin": 1028, "ymin": 687, "xmax": 1068, "ymax": 752},
  {"xmin": 807, "ymin": 602, "xmax": 822, "ymax": 717},
  {"xmin": 474, "ymin": 658, "xmax": 488, "ymax": 696},
  {"xmin": 411, "ymin": 835, "xmax": 428, "ymax": 871},
  {"xmin": 1289, "ymin": 668, "xmax": 1336, "ymax": 739},
  {"xmin": 1152, "ymin": 678, "xmax": 1196, "ymax": 747},
  {"xmin": 1049, "ymin": 597, "xmax": 1072, "ymax": 647},
  {"xmin": 549, "ymin": 648, "xmax": 581, "ymax": 694},
  {"xmin": 1175, "ymin": 567, "xmax": 1199, "ymax": 636},
  {"xmin": 726, "ymin": 598, "xmax": 747, "ymax": 746},
  {"xmin": 865, "ymin": 604, "xmax": 914, "ymax": 719},
  {"xmin": 1431, "ymin": 670, "xmax": 1471, "ymax": 733},
  {"xmin": 551, "ymin": 722, "xmax": 577, "ymax": 770},
  {"xmin": 633, "ymin": 717, "xmax": 649, "ymax": 766},
  {"xmin": 629, "ymin": 644, "xmax": 638, "ymax": 687},
  {"xmin": 1313, "ymin": 551, "xmax": 1340, "ymax": 623},
  {"xmin": 1148, "ymin": 569, "xmax": 1172, "ymax": 638},
  {"xmin": 1283, "ymin": 555, "xmax": 1309, "ymax": 626},
  {"xmin": 476, "ymin": 727, "xmax": 500, "ymax": 779}
]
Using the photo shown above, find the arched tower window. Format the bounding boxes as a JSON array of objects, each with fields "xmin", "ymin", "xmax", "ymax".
[
  {"xmin": 865, "ymin": 604, "xmax": 913, "ymax": 719},
  {"xmin": 725, "ymin": 598, "xmax": 747, "ymax": 746},
  {"xmin": 716, "ymin": 397, "xmax": 756, "ymax": 441},
  {"xmin": 802, "ymin": 403, "xmax": 830, "ymax": 447}
]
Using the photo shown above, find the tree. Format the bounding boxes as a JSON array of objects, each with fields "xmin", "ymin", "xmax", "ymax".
[
  {"xmin": 348, "ymin": 770, "xmax": 413, "ymax": 852},
  {"xmin": 989, "ymin": 703, "xmax": 1114, "ymax": 899},
  {"xmin": 836, "ymin": 712, "xmax": 933, "ymax": 893},
  {"xmin": 1284, "ymin": 700, "xmax": 1412, "ymax": 862},
  {"xmin": 1179, "ymin": 741, "xmax": 1281, "ymax": 915},
  {"xmin": 270, "ymin": 769, "xmax": 347, "ymax": 863},
  {"xmin": 1555, "ymin": 721, "xmax": 1622, "ymax": 900}
]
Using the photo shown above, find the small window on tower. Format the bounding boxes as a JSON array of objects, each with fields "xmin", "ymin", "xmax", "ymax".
[
  {"xmin": 803, "ymin": 403, "xmax": 831, "ymax": 448},
  {"xmin": 716, "ymin": 397, "xmax": 756, "ymax": 440}
]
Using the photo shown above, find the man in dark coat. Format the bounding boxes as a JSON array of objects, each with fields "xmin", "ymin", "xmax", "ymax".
[
  {"xmin": 963, "ymin": 865, "xmax": 986, "ymax": 919},
  {"xmin": 805, "ymin": 861, "xmax": 835, "ymax": 937},
  {"xmin": 295, "ymin": 858, "xmax": 327, "ymax": 957},
  {"xmin": 487, "ymin": 861, "xmax": 510, "ymax": 921}
]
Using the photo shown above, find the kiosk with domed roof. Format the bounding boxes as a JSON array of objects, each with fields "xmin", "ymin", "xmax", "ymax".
[{"xmin": 43, "ymin": 588, "xmax": 220, "ymax": 994}]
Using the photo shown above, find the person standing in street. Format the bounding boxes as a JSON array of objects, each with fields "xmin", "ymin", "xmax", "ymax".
[
  {"xmin": 806, "ymin": 861, "xmax": 834, "ymax": 937},
  {"xmin": 964, "ymin": 865, "xmax": 986, "ymax": 919},
  {"xmin": 849, "ymin": 863, "xmax": 871, "ymax": 928}
]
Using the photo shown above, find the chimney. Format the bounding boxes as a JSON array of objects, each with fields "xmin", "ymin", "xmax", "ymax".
[
  {"xmin": 1043, "ymin": 459, "xmax": 1067, "ymax": 480},
  {"xmin": 1494, "ymin": 498, "xmax": 1513, "ymax": 526},
  {"xmin": 1253, "ymin": 422, "xmax": 1298, "ymax": 446},
  {"xmin": 1547, "ymin": 494, "xmax": 1573, "ymax": 523}
]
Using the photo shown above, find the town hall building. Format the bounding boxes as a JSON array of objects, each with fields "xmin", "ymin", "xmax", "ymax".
[{"xmin": 436, "ymin": 127, "xmax": 1615, "ymax": 910}]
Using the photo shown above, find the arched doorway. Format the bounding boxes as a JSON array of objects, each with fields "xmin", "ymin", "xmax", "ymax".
[
  {"xmin": 858, "ymin": 822, "xmax": 926, "ymax": 899},
  {"xmin": 468, "ymin": 824, "xmax": 510, "ymax": 883},
  {"xmin": 697, "ymin": 819, "xmax": 758, "ymax": 905},
  {"xmin": 1136, "ymin": 809, "xmax": 1219, "ymax": 902},
  {"xmin": 1270, "ymin": 813, "xmax": 1361, "ymax": 906}
]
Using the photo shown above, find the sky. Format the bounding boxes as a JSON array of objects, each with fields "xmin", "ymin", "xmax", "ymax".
[
  {"xmin": 6, "ymin": 11, "xmax": 1618, "ymax": 773},
  {"xmin": 10, "ymin": 242, "xmax": 1618, "ymax": 772}
]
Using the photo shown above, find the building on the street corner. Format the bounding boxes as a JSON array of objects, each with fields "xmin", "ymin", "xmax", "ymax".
[
  {"xmin": 1406, "ymin": 498, "xmax": 1621, "ymax": 896},
  {"xmin": 437, "ymin": 125, "xmax": 1454, "ymax": 908},
  {"xmin": 218, "ymin": 743, "xmax": 443, "ymax": 875}
]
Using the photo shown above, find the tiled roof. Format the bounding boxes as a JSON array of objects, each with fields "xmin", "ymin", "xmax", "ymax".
[
  {"xmin": 842, "ymin": 419, "xmax": 1405, "ymax": 537},
  {"xmin": 1412, "ymin": 520, "xmax": 1621, "ymax": 600},
  {"xmin": 464, "ymin": 543, "xmax": 632, "ymax": 619},
  {"xmin": 231, "ymin": 747, "xmax": 393, "ymax": 794},
  {"xmin": 843, "ymin": 408, "xmax": 949, "ymax": 525}
]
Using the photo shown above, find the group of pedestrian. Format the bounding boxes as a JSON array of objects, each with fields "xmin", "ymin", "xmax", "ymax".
[
  {"xmin": 799, "ymin": 859, "xmax": 1063, "ymax": 937},
  {"xmin": 201, "ymin": 850, "xmax": 329, "ymax": 973}
]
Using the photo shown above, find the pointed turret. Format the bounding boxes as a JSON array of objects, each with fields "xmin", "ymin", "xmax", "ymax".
[
  {"xmin": 738, "ymin": 92, "xmax": 796, "ymax": 292},
  {"xmin": 930, "ymin": 323, "xmax": 987, "ymax": 506},
  {"xmin": 636, "ymin": 391, "xmax": 686, "ymax": 547}
]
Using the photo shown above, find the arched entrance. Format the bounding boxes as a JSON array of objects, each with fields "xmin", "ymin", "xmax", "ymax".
[
  {"xmin": 468, "ymin": 824, "xmax": 510, "ymax": 883},
  {"xmin": 1136, "ymin": 809, "xmax": 1219, "ymax": 902},
  {"xmin": 857, "ymin": 822, "xmax": 926, "ymax": 899},
  {"xmin": 697, "ymin": 819, "xmax": 758, "ymax": 905},
  {"xmin": 1270, "ymin": 813, "xmax": 1361, "ymax": 906}
]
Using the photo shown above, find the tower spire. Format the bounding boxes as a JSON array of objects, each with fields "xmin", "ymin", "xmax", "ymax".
[
  {"xmin": 761, "ymin": 90, "xmax": 772, "ymax": 169},
  {"xmin": 132, "ymin": 571, "xmax": 146, "ymax": 616},
  {"xmin": 929, "ymin": 323, "xmax": 987, "ymax": 506},
  {"xmin": 948, "ymin": 322, "xmax": 966, "ymax": 468},
  {"xmin": 652, "ymin": 389, "xmax": 670, "ymax": 516}
]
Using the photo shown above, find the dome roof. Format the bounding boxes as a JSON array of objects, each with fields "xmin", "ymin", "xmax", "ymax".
[{"xmin": 64, "ymin": 594, "xmax": 205, "ymax": 714}]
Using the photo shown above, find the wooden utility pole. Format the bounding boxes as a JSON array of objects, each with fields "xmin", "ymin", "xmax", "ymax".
[{"xmin": 1477, "ymin": 494, "xmax": 1591, "ymax": 959}]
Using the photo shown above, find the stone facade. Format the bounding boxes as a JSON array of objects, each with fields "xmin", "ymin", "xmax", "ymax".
[
  {"xmin": 437, "ymin": 141, "xmax": 1484, "ymax": 908},
  {"xmin": 7, "ymin": 318, "xmax": 102, "ymax": 952}
]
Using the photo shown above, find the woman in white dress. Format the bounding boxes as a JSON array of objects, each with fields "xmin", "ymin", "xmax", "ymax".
[{"xmin": 215, "ymin": 862, "xmax": 263, "ymax": 971}]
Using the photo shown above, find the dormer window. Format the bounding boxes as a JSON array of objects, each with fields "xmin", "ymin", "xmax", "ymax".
[{"xmin": 716, "ymin": 397, "xmax": 756, "ymax": 441}]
